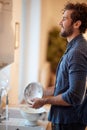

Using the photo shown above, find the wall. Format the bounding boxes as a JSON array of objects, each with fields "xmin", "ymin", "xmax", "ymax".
[
  {"xmin": 18, "ymin": 0, "xmax": 42, "ymax": 102},
  {"xmin": 8, "ymin": 0, "xmax": 22, "ymax": 106}
]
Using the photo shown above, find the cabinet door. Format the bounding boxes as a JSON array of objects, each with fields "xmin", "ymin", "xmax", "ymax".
[{"xmin": 0, "ymin": 0, "xmax": 14, "ymax": 69}]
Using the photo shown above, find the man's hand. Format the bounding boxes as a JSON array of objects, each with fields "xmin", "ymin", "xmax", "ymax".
[{"xmin": 30, "ymin": 98, "xmax": 45, "ymax": 109}]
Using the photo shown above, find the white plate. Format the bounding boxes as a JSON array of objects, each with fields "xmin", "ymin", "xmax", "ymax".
[
  {"xmin": 24, "ymin": 82, "xmax": 43, "ymax": 104},
  {"xmin": 20, "ymin": 105, "xmax": 46, "ymax": 114}
]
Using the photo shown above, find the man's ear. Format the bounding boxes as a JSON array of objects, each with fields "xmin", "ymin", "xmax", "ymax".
[{"xmin": 74, "ymin": 20, "xmax": 82, "ymax": 29}]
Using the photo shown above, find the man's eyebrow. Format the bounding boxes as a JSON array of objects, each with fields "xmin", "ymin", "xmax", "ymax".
[
  {"xmin": 62, "ymin": 16, "xmax": 68, "ymax": 19},
  {"xmin": 63, "ymin": 16, "xmax": 71, "ymax": 19}
]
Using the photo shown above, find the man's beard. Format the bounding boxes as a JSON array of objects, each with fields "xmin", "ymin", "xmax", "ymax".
[{"xmin": 60, "ymin": 26, "xmax": 74, "ymax": 38}]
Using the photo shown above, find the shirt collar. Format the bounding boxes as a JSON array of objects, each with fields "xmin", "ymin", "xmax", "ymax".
[{"xmin": 65, "ymin": 34, "xmax": 83, "ymax": 53}]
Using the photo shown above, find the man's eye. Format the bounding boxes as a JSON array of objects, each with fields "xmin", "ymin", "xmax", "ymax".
[{"xmin": 63, "ymin": 18, "xmax": 66, "ymax": 21}]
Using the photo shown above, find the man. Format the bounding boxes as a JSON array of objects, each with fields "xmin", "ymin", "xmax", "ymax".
[{"xmin": 30, "ymin": 2, "xmax": 87, "ymax": 130}]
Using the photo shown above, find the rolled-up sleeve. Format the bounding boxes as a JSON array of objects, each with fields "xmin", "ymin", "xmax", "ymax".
[{"xmin": 62, "ymin": 49, "xmax": 87, "ymax": 105}]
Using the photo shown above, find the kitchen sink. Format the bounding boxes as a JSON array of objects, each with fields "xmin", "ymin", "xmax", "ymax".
[{"xmin": 0, "ymin": 107, "xmax": 49, "ymax": 130}]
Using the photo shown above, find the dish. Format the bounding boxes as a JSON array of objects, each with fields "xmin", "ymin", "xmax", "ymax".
[
  {"xmin": 24, "ymin": 82, "xmax": 43, "ymax": 104},
  {"xmin": 20, "ymin": 105, "xmax": 46, "ymax": 114},
  {"xmin": 20, "ymin": 105, "xmax": 46, "ymax": 126}
]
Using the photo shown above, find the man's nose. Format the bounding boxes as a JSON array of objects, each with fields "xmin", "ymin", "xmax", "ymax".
[{"xmin": 59, "ymin": 20, "xmax": 62, "ymax": 26}]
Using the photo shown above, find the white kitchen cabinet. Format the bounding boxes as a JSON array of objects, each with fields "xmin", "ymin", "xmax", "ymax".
[{"xmin": 0, "ymin": 0, "xmax": 14, "ymax": 69}]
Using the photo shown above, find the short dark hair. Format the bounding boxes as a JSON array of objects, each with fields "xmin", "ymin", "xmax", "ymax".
[{"xmin": 63, "ymin": 2, "xmax": 87, "ymax": 33}]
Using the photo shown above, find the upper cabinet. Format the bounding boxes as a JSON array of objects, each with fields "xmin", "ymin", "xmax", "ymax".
[{"xmin": 0, "ymin": 0, "xmax": 14, "ymax": 69}]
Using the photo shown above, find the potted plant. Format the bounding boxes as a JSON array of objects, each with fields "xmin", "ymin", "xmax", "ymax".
[{"xmin": 47, "ymin": 26, "xmax": 66, "ymax": 85}]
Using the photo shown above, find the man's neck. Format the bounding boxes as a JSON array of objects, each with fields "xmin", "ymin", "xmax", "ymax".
[{"xmin": 67, "ymin": 32, "xmax": 81, "ymax": 42}]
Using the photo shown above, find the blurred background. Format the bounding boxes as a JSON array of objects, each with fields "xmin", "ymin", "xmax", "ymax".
[{"xmin": 0, "ymin": 0, "xmax": 87, "ymax": 107}]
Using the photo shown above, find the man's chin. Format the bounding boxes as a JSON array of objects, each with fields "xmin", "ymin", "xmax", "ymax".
[{"xmin": 60, "ymin": 32, "xmax": 66, "ymax": 38}]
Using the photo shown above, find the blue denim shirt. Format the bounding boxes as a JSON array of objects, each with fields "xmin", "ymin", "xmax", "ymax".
[{"xmin": 48, "ymin": 34, "xmax": 87, "ymax": 124}]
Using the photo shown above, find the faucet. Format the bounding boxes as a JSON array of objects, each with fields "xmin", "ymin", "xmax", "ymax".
[
  {"xmin": 0, "ymin": 90, "xmax": 8, "ymax": 123},
  {"xmin": 0, "ymin": 94, "xmax": 5, "ymax": 123},
  {"xmin": 0, "ymin": 90, "xmax": 3, "ymax": 115},
  {"xmin": 0, "ymin": 114, "xmax": 6, "ymax": 123}
]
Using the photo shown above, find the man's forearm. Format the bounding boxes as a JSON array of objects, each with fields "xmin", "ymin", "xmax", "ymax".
[
  {"xmin": 43, "ymin": 94, "xmax": 71, "ymax": 106},
  {"xmin": 43, "ymin": 86, "xmax": 55, "ymax": 97}
]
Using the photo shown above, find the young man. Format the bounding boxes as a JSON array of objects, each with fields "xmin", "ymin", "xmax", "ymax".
[{"xmin": 30, "ymin": 2, "xmax": 87, "ymax": 130}]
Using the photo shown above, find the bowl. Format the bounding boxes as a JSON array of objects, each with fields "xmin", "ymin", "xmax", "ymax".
[
  {"xmin": 20, "ymin": 105, "xmax": 46, "ymax": 126},
  {"xmin": 24, "ymin": 82, "xmax": 43, "ymax": 104}
]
